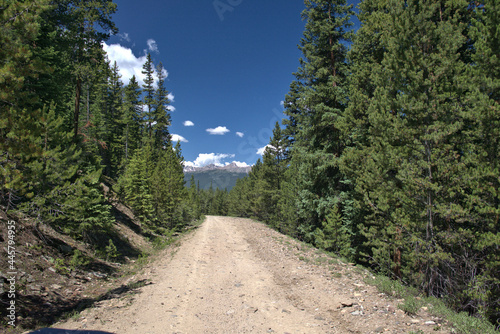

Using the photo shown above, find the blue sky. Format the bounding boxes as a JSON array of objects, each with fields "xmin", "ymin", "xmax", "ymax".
[{"xmin": 104, "ymin": 0, "xmax": 359, "ymax": 167}]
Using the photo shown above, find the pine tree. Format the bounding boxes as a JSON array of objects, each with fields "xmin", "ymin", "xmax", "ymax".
[
  {"xmin": 150, "ymin": 146, "xmax": 185, "ymax": 229},
  {"xmin": 187, "ymin": 175, "xmax": 202, "ymax": 220},
  {"xmin": 282, "ymin": 80, "xmax": 305, "ymax": 155},
  {"xmin": 259, "ymin": 122, "xmax": 287, "ymax": 227},
  {"xmin": 122, "ymin": 75, "xmax": 142, "ymax": 161},
  {"xmin": 458, "ymin": 0, "xmax": 500, "ymax": 320},
  {"xmin": 343, "ymin": 0, "xmax": 493, "ymax": 302},
  {"xmin": 276, "ymin": 161, "xmax": 300, "ymax": 237},
  {"xmin": 118, "ymin": 145, "xmax": 155, "ymax": 224},
  {"xmin": 47, "ymin": 0, "xmax": 118, "ymax": 140},
  {"xmin": 284, "ymin": 0, "xmax": 354, "ymax": 245},
  {"xmin": 152, "ymin": 62, "xmax": 172, "ymax": 150},
  {"xmin": 142, "ymin": 53, "xmax": 155, "ymax": 138},
  {"xmin": 105, "ymin": 61, "xmax": 124, "ymax": 178},
  {"xmin": 0, "ymin": 0, "xmax": 51, "ymax": 208},
  {"xmin": 82, "ymin": 58, "xmax": 111, "ymax": 168}
]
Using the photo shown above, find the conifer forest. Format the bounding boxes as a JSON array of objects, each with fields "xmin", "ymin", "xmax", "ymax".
[{"xmin": 1, "ymin": 0, "xmax": 499, "ymax": 328}]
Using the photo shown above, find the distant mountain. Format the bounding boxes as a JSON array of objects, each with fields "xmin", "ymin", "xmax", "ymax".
[
  {"xmin": 183, "ymin": 162, "xmax": 252, "ymax": 174},
  {"xmin": 183, "ymin": 163, "xmax": 252, "ymax": 191}
]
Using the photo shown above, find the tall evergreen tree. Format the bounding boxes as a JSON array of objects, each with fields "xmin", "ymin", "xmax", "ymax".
[
  {"xmin": 153, "ymin": 62, "xmax": 172, "ymax": 150},
  {"xmin": 342, "ymin": 1, "xmax": 500, "ymax": 320},
  {"xmin": 118, "ymin": 144, "xmax": 155, "ymax": 224},
  {"xmin": 47, "ymin": 0, "xmax": 118, "ymax": 140},
  {"xmin": 459, "ymin": 0, "xmax": 500, "ymax": 320},
  {"xmin": 142, "ymin": 53, "xmax": 155, "ymax": 138},
  {"xmin": 284, "ymin": 0, "xmax": 354, "ymax": 246},
  {"xmin": 150, "ymin": 145, "xmax": 186, "ymax": 229},
  {"xmin": 122, "ymin": 75, "xmax": 142, "ymax": 161},
  {"xmin": 1, "ymin": 0, "xmax": 51, "ymax": 208},
  {"xmin": 105, "ymin": 61, "xmax": 124, "ymax": 178},
  {"xmin": 259, "ymin": 122, "xmax": 287, "ymax": 227}
]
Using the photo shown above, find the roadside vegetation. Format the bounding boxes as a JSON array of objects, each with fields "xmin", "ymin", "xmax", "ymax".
[
  {"xmin": 271, "ymin": 223, "xmax": 497, "ymax": 334},
  {"xmin": 1, "ymin": 0, "xmax": 498, "ymax": 331},
  {"xmin": 222, "ymin": 0, "xmax": 499, "ymax": 328}
]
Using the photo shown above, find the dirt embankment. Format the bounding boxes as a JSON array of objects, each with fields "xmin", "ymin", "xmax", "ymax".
[{"xmin": 49, "ymin": 216, "xmax": 448, "ymax": 334}]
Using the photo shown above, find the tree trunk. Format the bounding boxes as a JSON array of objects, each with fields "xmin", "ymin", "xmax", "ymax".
[
  {"xmin": 86, "ymin": 82, "xmax": 90, "ymax": 123},
  {"xmin": 74, "ymin": 78, "xmax": 82, "ymax": 140}
]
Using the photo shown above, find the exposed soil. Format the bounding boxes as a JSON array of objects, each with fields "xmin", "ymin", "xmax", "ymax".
[
  {"xmin": 46, "ymin": 216, "xmax": 450, "ymax": 334},
  {"xmin": 0, "ymin": 196, "xmax": 152, "ymax": 333}
]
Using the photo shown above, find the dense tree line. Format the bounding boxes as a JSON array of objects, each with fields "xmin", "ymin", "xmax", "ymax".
[
  {"xmin": 1, "ymin": 0, "xmax": 197, "ymax": 246},
  {"xmin": 2, "ymin": 0, "xmax": 498, "ymax": 326},
  {"xmin": 185, "ymin": 176, "xmax": 230, "ymax": 217},
  {"xmin": 229, "ymin": 0, "xmax": 499, "ymax": 325}
]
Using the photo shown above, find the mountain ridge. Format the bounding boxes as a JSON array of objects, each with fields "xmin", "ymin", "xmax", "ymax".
[
  {"xmin": 183, "ymin": 163, "xmax": 252, "ymax": 190},
  {"xmin": 183, "ymin": 162, "xmax": 252, "ymax": 174}
]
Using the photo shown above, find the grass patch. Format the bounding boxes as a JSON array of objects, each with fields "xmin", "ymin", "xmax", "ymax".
[
  {"xmin": 332, "ymin": 272, "xmax": 342, "ymax": 278},
  {"xmin": 364, "ymin": 275, "xmax": 413, "ymax": 299},
  {"xmin": 427, "ymin": 297, "xmax": 497, "ymax": 334},
  {"xmin": 314, "ymin": 256, "xmax": 328, "ymax": 264},
  {"xmin": 60, "ymin": 309, "xmax": 82, "ymax": 322},
  {"xmin": 365, "ymin": 275, "xmax": 497, "ymax": 334},
  {"xmin": 398, "ymin": 296, "xmax": 423, "ymax": 315},
  {"xmin": 152, "ymin": 231, "xmax": 175, "ymax": 250}
]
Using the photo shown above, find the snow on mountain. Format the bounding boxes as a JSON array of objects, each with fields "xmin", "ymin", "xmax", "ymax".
[{"xmin": 183, "ymin": 162, "xmax": 252, "ymax": 174}]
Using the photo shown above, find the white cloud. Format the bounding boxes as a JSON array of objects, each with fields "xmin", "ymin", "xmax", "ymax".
[
  {"xmin": 257, "ymin": 145, "xmax": 275, "ymax": 155},
  {"xmin": 147, "ymin": 39, "xmax": 159, "ymax": 53},
  {"xmin": 280, "ymin": 100, "xmax": 285, "ymax": 107},
  {"xmin": 185, "ymin": 153, "xmax": 235, "ymax": 167},
  {"xmin": 206, "ymin": 126, "xmax": 230, "ymax": 135},
  {"xmin": 184, "ymin": 120, "xmax": 195, "ymax": 127},
  {"xmin": 236, "ymin": 132, "xmax": 244, "ymax": 138},
  {"xmin": 166, "ymin": 105, "xmax": 176, "ymax": 112},
  {"xmin": 102, "ymin": 42, "xmax": 148, "ymax": 85},
  {"xmin": 102, "ymin": 42, "xmax": 170, "ymax": 88},
  {"xmin": 171, "ymin": 134, "xmax": 188, "ymax": 143},
  {"xmin": 231, "ymin": 161, "xmax": 250, "ymax": 167}
]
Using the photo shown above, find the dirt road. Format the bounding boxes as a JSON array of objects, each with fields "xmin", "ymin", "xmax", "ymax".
[{"xmin": 52, "ymin": 216, "xmax": 445, "ymax": 333}]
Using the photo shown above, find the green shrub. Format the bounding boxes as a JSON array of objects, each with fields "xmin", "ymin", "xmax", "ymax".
[
  {"xmin": 398, "ymin": 296, "xmax": 422, "ymax": 315},
  {"xmin": 69, "ymin": 249, "xmax": 90, "ymax": 269}
]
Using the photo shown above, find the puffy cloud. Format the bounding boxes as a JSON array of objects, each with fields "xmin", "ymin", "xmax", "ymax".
[
  {"xmin": 171, "ymin": 134, "xmax": 188, "ymax": 143},
  {"xmin": 147, "ymin": 39, "xmax": 159, "ymax": 53},
  {"xmin": 102, "ymin": 42, "xmax": 147, "ymax": 85},
  {"xmin": 184, "ymin": 120, "xmax": 195, "ymax": 127},
  {"xmin": 102, "ymin": 42, "xmax": 170, "ymax": 88},
  {"xmin": 185, "ymin": 153, "xmax": 235, "ymax": 167},
  {"xmin": 206, "ymin": 126, "xmax": 230, "ymax": 135},
  {"xmin": 229, "ymin": 161, "xmax": 250, "ymax": 167},
  {"xmin": 257, "ymin": 145, "xmax": 275, "ymax": 155},
  {"xmin": 236, "ymin": 132, "xmax": 244, "ymax": 138}
]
